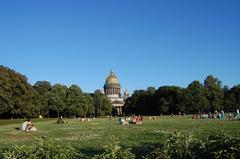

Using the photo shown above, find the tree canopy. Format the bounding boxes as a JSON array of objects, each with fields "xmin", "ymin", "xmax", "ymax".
[
  {"xmin": 0, "ymin": 65, "xmax": 240, "ymax": 118},
  {"xmin": 0, "ymin": 66, "xmax": 39, "ymax": 118},
  {"xmin": 125, "ymin": 77, "xmax": 240, "ymax": 115}
]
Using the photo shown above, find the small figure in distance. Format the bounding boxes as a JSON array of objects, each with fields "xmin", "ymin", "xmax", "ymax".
[
  {"xmin": 108, "ymin": 115, "xmax": 112, "ymax": 120},
  {"xmin": 237, "ymin": 109, "xmax": 240, "ymax": 120},
  {"xmin": 149, "ymin": 116, "xmax": 157, "ymax": 120},
  {"xmin": 136, "ymin": 115, "xmax": 143, "ymax": 125},
  {"xmin": 119, "ymin": 118, "xmax": 128, "ymax": 125},
  {"xmin": 80, "ymin": 118, "xmax": 86, "ymax": 122},
  {"xmin": 132, "ymin": 115, "xmax": 137, "ymax": 123},
  {"xmin": 125, "ymin": 116, "xmax": 131, "ymax": 122},
  {"xmin": 220, "ymin": 110, "xmax": 225, "ymax": 119},
  {"xmin": 228, "ymin": 113, "xmax": 232, "ymax": 121},
  {"xmin": 130, "ymin": 115, "xmax": 143, "ymax": 124},
  {"xmin": 80, "ymin": 118, "xmax": 91, "ymax": 122},
  {"xmin": 57, "ymin": 116, "xmax": 64, "ymax": 124}
]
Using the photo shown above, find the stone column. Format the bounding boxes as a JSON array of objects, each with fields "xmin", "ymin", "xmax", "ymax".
[
  {"xmin": 120, "ymin": 107, "xmax": 122, "ymax": 115},
  {"xmin": 117, "ymin": 107, "xmax": 120, "ymax": 115}
]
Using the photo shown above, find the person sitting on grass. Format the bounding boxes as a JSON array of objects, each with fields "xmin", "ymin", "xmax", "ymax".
[
  {"xmin": 136, "ymin": 115, "xmax": 143, "ymax": 125},
  {"xmin": 129, "ymin": 115, "xmax": 143, "ymax": 124},
  {"xmin": 132, "ymin": 115, "xmax": 137, "ymax": 123},
  {"xmin": 80, "ymin": 118, "xmax": 91, "ymax": 122},
  {"xmin": 57, "ymin": 116, "xmax": 64, "ymax": 124},
  {"xmin": 20, "ymin": 119, "xmax": 37, "ymax": 131},
  {"xmin": 192, "ymin": 114, "xmax": 197, "ymax": 119}
]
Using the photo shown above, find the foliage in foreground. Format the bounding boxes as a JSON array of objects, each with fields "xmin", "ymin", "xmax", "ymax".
[
  {"xmin": 1, "ymin": 132, "xmax": 240, "ymax": 159},
  {"xmin": 144, "ymin": 131, "xmax": 240, "ymax": 159},
  {"xmin": 1, "ymin": 136, "xmax": 135, "ymax": 159},
  {"xmin": 93, "ymin": 138, "xmax": 135, "ymax": 159},
  {"xmin": 2, "ymin": 136, "xmax": 76, "ymax": 159},
  {"xmin": 194, "ymin": 132, "xmax": 240, "ymax": 159}
]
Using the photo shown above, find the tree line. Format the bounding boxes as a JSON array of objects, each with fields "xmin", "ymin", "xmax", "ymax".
[
  {"xmin": 1, "ymin": 65, "xmax": 240, "ymax": 118},
  {"xmin": 125, "ymin": 76, "xmax": 240, "ymax": 115},
  {"xmin": 0, "ymin": 66, "xmax": 112, "ymax": 119}
]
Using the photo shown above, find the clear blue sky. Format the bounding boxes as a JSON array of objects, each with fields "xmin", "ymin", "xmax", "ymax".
[{"xmin": 0, "ymin": 0, "xmax": 240, "ymax": 93}]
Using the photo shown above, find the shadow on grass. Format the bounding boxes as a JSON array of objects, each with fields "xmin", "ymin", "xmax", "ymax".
[
  {"xmin": 130, "ymin": 142, "xmax": 164, "ymax": 159},
  {"xmin": 74, "ymin": 142, "xmax": 163, "ymax": 159},
  {"xmin": 75, "ymin": 146, "xmax": 103, "ymax": 159}
]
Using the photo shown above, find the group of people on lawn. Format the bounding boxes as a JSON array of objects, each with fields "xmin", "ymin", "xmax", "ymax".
[
  {"xmin": 20, "ymin": 109, "xmax": 240, "ymax": 131},
  {"xmin": 119, "ymin": 115, "xmax": 143, "ymax": 125},
  {"xmin": 192, "ymin": 109, "xmax": 240, "ymax": 120},
  {"xmin": 20, "ymin": 115, "xmax": 93, "ymax": 131}
]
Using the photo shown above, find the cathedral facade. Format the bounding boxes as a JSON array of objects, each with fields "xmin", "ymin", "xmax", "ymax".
[{"xmin": 103, "ymin": 71, "xmax": 128, "ymax": 115}]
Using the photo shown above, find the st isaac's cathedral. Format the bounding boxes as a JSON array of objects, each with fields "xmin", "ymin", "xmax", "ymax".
[{"xmin": 103, "ymin": 71, "xmax": 128, "ymax": 115}]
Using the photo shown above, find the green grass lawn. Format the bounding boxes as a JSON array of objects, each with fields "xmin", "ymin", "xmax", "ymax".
[{"xmin": 0, "ymin": 116, "xmax": 239, "ymax": 158}]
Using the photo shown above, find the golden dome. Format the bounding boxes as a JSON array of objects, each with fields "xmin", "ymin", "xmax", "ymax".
[{"xmin": 105, "ymin": 71, "xmax": 119, "ymax": 84}]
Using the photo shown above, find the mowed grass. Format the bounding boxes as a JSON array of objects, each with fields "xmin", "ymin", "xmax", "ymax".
[{"xmin": 0, "ymin": 116, "xmax": 240, "ymax": 157}]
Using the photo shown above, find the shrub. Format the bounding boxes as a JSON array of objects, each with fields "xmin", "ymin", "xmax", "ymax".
[
  {"xmin": 193, "ymin": 132, "xmax": 240, "ymax": 159},
  {"xmin": 164, "ymin": 131, "xmax": 195, "ymax": 159},
  {"xmin": 93, "ymin": 138, "xmax": 135, "ymax": 159},
  {"xmin": 2, "ymin": 145, "xmax": 30, "ymax": 159},
  {"xmin": 2, "ymin": 136, "xmax": 76, "ymax": 159},
  {"xmin": 144, "ymin": 131, "xmax": 195, "ymax": 159},
  {"xmin": 144, "ymin": 131, "xmax": 240, "ymax": 159},
  {"xmin": 2, "ymin": 132, "xmax": 240, "ymax": 159}
]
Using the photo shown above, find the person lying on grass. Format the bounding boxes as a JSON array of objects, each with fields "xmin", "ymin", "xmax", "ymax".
[{"xmin": 119, "ymin": 118, "xmax": 128, "ymax": 125}]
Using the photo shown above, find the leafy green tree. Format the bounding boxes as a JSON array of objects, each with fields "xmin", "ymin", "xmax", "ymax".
[
  {"xmin": 0, "ymin": 65, "xmax": 39, "ymax": 118},
  {"xmin": 178, "ymin": 88, "xmax": 190, "ymax": 113},
  {"xmin": 94, "ymin": 90, "xmax": 112, "ymax": 116},
  {"xmin": 186, "ymin": 81, "xmax": 208, "ymax": 113},
  {"xmin": 142, "ymin": 87, "xmax": 157, "ymax": 115},
  {"xmin": 204, "ymin": 75, "xmax": 224, "ymax": 111},
  {"xmin": 155, "ymin": 86, "xmax": 183, "ymax": 114},
  {"xmin": 33, "ymin": 81, "xmax": 52, "ymax": 117},
  {"xmin": 125, "ymin": 86, "xmax": 185, "ymax": 115},
  {"xmin": 49, "ymin": 84, "xmax": 68, "ymax": 117},
  {"xmin": 84, "ymin": 93, "xmax": 95, "ymax": 117},
  {"xmin": 66, "ymin": 85, "xmax": 85, "ymax": 117},
  {"xmin": 224, "ymin": 85, "xmax": 240, "ymax": 112},
  {"xmin": 146, "ymin": 86, "xmax": 156, "ymax": 94},
  {"xmin": 124, "ymin": 90, "xmax": 146, "ymax": 115},
  {"xmin": 124, "ymin": 90, "xmax": 140, "ymax": 114}
]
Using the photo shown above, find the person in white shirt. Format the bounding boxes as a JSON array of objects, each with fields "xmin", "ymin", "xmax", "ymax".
[{"xmin": 20, "ymin": 119, "xmax": 34, "ymax": 131}]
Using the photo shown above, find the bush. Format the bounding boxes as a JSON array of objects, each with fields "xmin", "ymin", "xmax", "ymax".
[
  {"xmin": 1, "ymin": 132, "xmax": 240, "ymax": 159},
  {"xmin": 193, "ymin": 132, "xmax": 240, "ymax": 159},
  {"xmin": 144, "ymin": 131, "xmax": 240, "ymax": 159},
  {"xmin": 144, "ymin": 131, "xmax": 195, "ymax": 159},
  {"xmin": 2, "ymin": 145, "xmax": 30, "ymax": 159},
  {"xmin": 93, "ymin": 138, "xmax": 135, "ymax": 159},
  {"xmin": 2, "ymin": 136, "xmax": 76, "ymax": 159}
]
